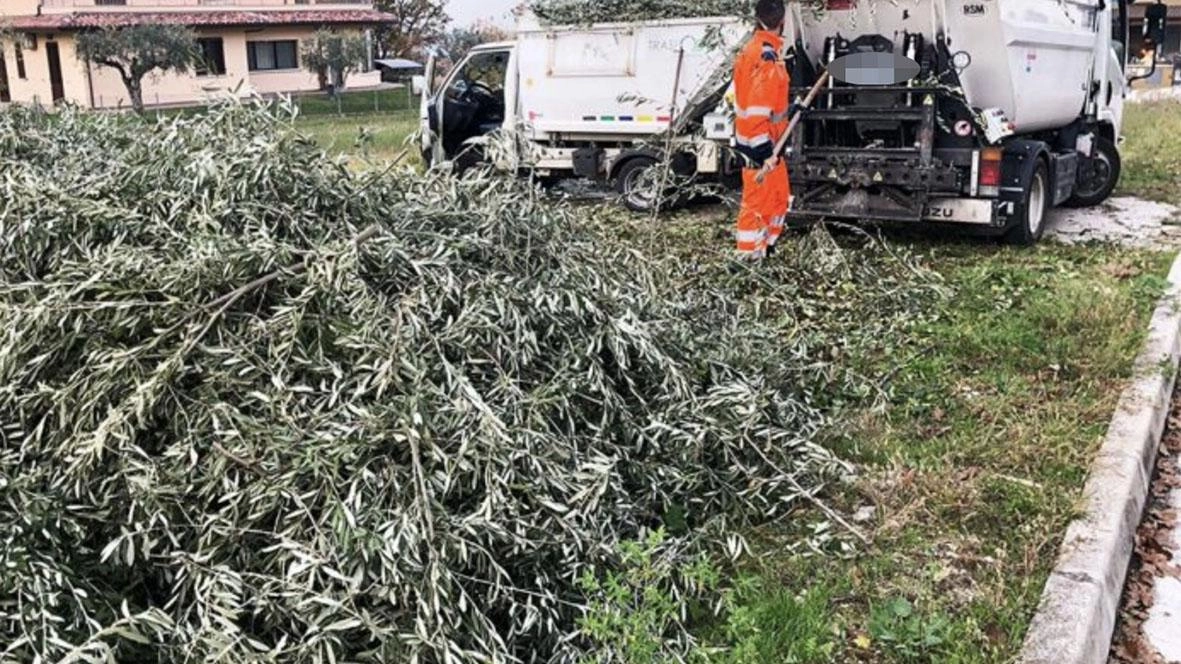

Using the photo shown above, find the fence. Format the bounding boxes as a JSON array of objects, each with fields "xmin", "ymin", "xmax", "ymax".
[
  {"xmin": 289, "ymin": 86, "xmax": 421, "ymax": 117},
  {"xmin": 136, "ymin": 85, "xmax": 421, "ymax": 119}
]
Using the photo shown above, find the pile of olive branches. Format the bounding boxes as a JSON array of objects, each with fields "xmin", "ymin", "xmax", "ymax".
[
  {"xmin": 529, "ymin": 0, "xmax": 830, "ymax": 24},
  {"xmin": 0, "ymin": 102, "xmax": 940, "ymax": 663},
  {"xmin": 531, "ymin": 0, "xmax": 753, "ymax": 23}
]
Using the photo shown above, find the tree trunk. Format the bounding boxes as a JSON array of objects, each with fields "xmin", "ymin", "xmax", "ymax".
[{"xmin": 125, "ymin": 76, "xmax": 145, "ymax": 114}]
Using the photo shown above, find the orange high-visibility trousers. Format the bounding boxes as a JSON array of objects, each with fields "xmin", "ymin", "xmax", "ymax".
[
  {"xmin": 732, "ymin": 29, "xmax": 791, "ymax": 258},
  {"xmin": 737, "ymin": 161, "xmax": 789, "ymax": 258}
]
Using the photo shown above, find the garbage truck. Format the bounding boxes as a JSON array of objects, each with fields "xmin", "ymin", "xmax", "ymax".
[
  {"xmin": 776, "ymin": 0, "xmax": 1136, "ymax": 244},
  {"xmin": 421, "ymin": 1, "xmax": 1141, "ymax": 244},
  {"xmin": 419, "ymin": 15, "xmax": 748, "ymax": 210}
]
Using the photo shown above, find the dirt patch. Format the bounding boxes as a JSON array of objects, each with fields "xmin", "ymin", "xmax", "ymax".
[
  {"xmin": 1110, "ymin": 404, "xmax": 1181, "ymax": 664},
  {"xmin": 1047, "ymin": 197, "xmax": 1181, "ymax": 249}
]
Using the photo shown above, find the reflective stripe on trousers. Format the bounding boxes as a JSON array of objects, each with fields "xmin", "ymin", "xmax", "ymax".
[
  {"xmin": 768, "ymin": 215, "xmax": 786, "ymax": 247},
  {"xmin": 737, "ymin": 161, "xmax": 790, "ymax": 258}
]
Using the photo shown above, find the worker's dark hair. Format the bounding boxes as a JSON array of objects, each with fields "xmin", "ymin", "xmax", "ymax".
[{"xmin": 755, "ymin": 0, "xmax": 786, "ymax": 30}]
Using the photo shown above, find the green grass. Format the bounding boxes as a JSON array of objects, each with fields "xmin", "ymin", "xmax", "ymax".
[
  {"xmin": 715, "ymin": 577, "xmax": 846, "ymax": 663},
  {"xmin": 1118, "ymin": 100, "xmax": 1181, "ymax": 204},
  {"xmin": 292, "ymin": 111, "xmax": 420, "ymax": 167},
  {"xmin": 721, "ymin": 242, "xmax": 1171, "ymax": 663}
]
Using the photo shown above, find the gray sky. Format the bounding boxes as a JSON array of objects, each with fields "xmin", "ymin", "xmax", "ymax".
[{"xmin": 448, "ymin": 0, "xmax": 518, "ymax": 27}]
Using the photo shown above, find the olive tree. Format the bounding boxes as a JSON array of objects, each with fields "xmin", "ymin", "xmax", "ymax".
[
  {"xmin": 438, "ymin": 21, "xmax": 513, "ymax": 65},
  {"xmin": 301, "ymin": 29, "xmax": 369, "ymax": 97},
  {"xmin": 374, "ymin": 0, "xmax": 449, "ymax": 59},
  {"xmin": 75, "ymin": 24, "xmax": 200, "ymax": 113}
]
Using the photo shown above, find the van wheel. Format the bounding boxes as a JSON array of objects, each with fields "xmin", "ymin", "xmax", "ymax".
[
  {"xmin": 453, "ymin": 145, "xmax": 486, "ymax": 178},
  {"xmin": 1004, "ymin": 161, "xmax": 1050, "ymax": 246},
  {"xmin": 1065, "ymin": 137, "xmax": 1121, "ymax": 208},
  {"xmin": 615, "ymin": 156, "xmax": 662, "ymax": 213}
]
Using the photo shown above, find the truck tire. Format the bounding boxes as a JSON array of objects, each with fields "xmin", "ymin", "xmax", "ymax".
[
  {"xmin": 1004, "ymin": 161, "xmax": 1050, "ymax": 246},
  {"xmin": 615, "ymin": 156, "xmax": 661, "ymax": 213},
  {"xmin": 1065, "ymin": 137, "xmax": 1121, "ymax": 208}
]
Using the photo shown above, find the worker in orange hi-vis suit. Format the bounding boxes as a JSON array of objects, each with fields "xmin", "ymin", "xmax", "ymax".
[{"xmin": 733, "ymin": 0, "xmax": 791, "ymax": 260}]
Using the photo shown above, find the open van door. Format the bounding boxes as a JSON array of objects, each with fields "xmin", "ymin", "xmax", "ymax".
[{"xmin": 419, "ymin": 53, "xmax": 438, "ymax": 166}]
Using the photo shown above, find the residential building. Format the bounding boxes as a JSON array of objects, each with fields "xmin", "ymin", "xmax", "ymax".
[
  {"xmin": 1128, "ymin": 0, "xmax": 1181, "ymax": 88},
  {"xmin": 1132, "ymin": 0, "xmax": 1181, "ymax": 58},
  {"xmin": 0, "ymin": 1, "xmax": 393, "ymax": 109}
]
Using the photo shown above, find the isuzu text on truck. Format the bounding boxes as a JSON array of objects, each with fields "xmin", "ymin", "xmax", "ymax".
[{"xmin": 421, "ymin": 1, "xmax": 1150, "ymax": 245}]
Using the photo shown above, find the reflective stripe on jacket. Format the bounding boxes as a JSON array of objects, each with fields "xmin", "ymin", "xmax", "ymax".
[{"xmin": 733, "ymin": 29, "xmax": 791, "ymax": 168}]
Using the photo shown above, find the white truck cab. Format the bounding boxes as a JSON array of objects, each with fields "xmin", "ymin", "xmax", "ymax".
[{"xmin": 419, "ymin": 16, "xmax": 746, "ymax": 210}]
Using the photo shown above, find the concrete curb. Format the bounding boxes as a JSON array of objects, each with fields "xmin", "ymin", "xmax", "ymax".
[{"xmin": 1019, "ymin": 252, "xmax": 1181, "ymax": 664}]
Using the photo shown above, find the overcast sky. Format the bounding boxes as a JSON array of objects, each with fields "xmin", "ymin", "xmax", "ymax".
[{"xmin": 448, "ymin": 0, "xmax": 518, "ymax": 27}]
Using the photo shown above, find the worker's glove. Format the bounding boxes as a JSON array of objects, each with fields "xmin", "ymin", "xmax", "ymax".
[{"xmin": 788, "ymin": 102, "xmax": 803, "ymax": 119}]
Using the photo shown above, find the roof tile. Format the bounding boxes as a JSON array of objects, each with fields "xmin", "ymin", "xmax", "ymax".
[{"xmin": 6, "ymin": 9, "xmax": 395, "ymax": 30}]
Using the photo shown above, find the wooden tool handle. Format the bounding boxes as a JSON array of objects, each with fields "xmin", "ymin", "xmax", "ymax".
[{"xmin": 755, "ymin": 70, "xmax": 831, "ymax": 184}]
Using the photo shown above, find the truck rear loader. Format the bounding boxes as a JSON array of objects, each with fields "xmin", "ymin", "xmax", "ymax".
[{"xmin": 778, "ymin": 0, "xmax": 1136, "ymax": 244}]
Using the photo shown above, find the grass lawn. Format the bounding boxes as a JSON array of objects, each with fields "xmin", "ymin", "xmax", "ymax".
[
  {"xmin": 288, "ymin": 88, "xmax": 422, "ymax": 167},
  {"xmin": 293, "ymin": 111, "xmax": 420, "ymax": 167},
  {"xmin": 734, "ymin": 241, "xmax": 1169, "ymax": 663},
  {"xmin": 1118, "ymin": 99, "xmax": 1181, "ymax": 204}
]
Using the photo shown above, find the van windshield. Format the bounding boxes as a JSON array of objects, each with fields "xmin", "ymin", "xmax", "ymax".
[{"xmin": 445, "ymin": 51, "xmax": 509, "ymax": 102}]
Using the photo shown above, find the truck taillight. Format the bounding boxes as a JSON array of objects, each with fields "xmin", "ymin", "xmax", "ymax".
[
  {"xmin": 826, "ymin": 0, "xmax": 856, "ymax": 9},
  {"xmin": 978, "ymin": 147, "xmax": 1002, "ymax": 196}
]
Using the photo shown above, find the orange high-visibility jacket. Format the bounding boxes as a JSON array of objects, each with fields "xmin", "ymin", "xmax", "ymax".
[{"xmin": 733, "ymin": 29, "xmax": 791, "ymax": 168}]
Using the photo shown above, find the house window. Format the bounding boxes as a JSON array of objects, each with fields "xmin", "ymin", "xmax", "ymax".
[
  {"xmin": 247, "ymin": 40, "xmax": 298, "ymax": 72},
  {"xmin": 15, "ymin": 43, "xmax": 26, "ymax": 80},
  {"xmin": 195, "ymin": 38, "xmax": 226, "ymax": 76},
  {"xmin": 1166, "ymin": 22, "xmax": 1181, "ymax": 57}
]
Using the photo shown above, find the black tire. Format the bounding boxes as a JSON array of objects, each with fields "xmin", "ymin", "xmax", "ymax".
[
  {"xmin": 1065, "ymin": 136, "xmax": 1121, "ymax": 208},
  {"xmin": 1004, "ymin": 160, "xmax": 1050, "ymax": 246},
  {"xmin": 614, "ymin": 156, "xmax": 661, "ymax": 213}
]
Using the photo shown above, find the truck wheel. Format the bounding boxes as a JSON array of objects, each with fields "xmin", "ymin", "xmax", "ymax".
[
  {"xmin": 615, "ymin": 156, "xmax": 661, "ymax": 213},
  {"xmin": 1065, "ymin": 137, "xmax": 1121, "ymax": 208},
  {"xmin": 1004, "ymin": 161, "xmax": 1050, "ymax": 246}
]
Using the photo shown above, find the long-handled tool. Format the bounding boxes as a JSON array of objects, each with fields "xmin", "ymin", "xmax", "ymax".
[{"xmin": 755, "ymin": 70, "xmax": 831, "ymax": 183}]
